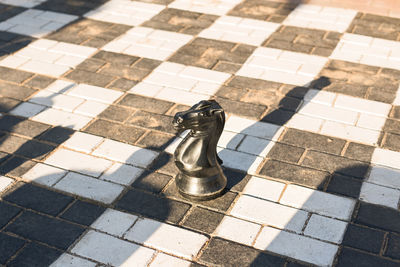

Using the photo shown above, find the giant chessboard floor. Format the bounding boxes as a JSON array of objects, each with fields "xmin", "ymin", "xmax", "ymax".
[{"xmin": 0, "ymin": 0, "xmax": 400, "ymax": 266}]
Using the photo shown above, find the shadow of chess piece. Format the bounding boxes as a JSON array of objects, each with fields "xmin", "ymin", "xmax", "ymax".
[{"xmin": 173, "ymin": 100, "xmax": 227, "ymax": 201}]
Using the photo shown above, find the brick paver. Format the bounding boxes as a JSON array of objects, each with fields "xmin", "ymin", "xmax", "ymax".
[{"xmin": 0, "ymin": 0, "xmax": 400, "ymax": 266}]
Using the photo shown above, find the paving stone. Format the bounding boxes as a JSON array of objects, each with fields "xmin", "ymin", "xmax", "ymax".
[
  {"xmin": 342, "ymin": 223, "xmax": 385, "ymax": 254},
  {"xmin": 199, "ymin": 237, "xmax": 285, "ymax": 266},
  {"xmin": 84, "ymin": 119, "xmax": 146, "ymax": 144},
  {"xmin": 215, "ymin": 216, "xmax": 261, "ymax": 245},
  {"xmin": 215, "ymin": 97, "xmax": 267, "ymax": 120},
  {"xmin": 50, "ymin": 254, "xmax": 97, "ymax": 267},
  {"xmin": 0, "ymin": 201, "xmax": 21, "ymax": 228},
  {"xmin": 385, "ymin": 233, "xmax": 400, "ymax": 260},
  {"xmin": 65, "ymin": 69, "xmax": 114, "ymax": 88},
  {"xmin": 71, "ymin": 230, "xmax": 154, "ymax": 266},
  {"xmin": 6, "ymin": 211, "xmax": 85, "ymax": 249},
  {"xmin": 23, "ymin": 75, "xmax": 55, "ymax": 89},
  {"xmin": 242, "ymin": 176, "xmax": 285, "ymax": 202},
  {"xmin": 165, "ymin": 181, "xmax": 237, "ymax": 212},
  {"xmin": 60, "ymin": 200, "xmax": 106, "ymax": 226},
  {"xmin": 0, "ymin": 97, "xmax": 21, "ymax": 112},
  {"xmin": 259, "ymin": 159, "xmax": 330, "ymax": 189},
  {"xmin": 327, "ymin": 173, "xmax": 363, "ymax": 198},
  {"xmin": 281, "ymin": 128, "xmax": 346, "ymax": 155},
  {"xmin": 182, "ymin": 207, "xmax": 224, "ymax": 234},
  {"xmin": 336, "ymin": 247, "xmax": 399, "ymax": 267},
  {"xmin": 91, "ymin": 208, "xmax": 138, "ymax": 237},
  {"xmin": 7, "ymin": 242, "xmax": 62, "ymax": 267},
  {"xmin": 118, "ymin": 94, "xmax": 174, "ymax": 114},
  {"xmin": 304, "ymin": 214, "xmax": 347, "ymax": 244},
  {"xmin": 98, "ymin": 105, "xmax": 133, "ymax": 122},
  {"xmin": 3, "ymin": 183, "xmax": 73, "ymax": 216},
  {"xmin": 355, "ymin": 202, "xmax": 400, "ymax": 233},
  {"xmin": 302, "ymin": 151, "xmax": 369, "ymax": 178},
  {"xmin": 0, "ymin": 66, "xmax": 33, "ymax": 83},
  {"xmin": 100, "ymin": 162, "xmax": 144, "ymax": 185},
  {"xmin": 137, "ymin": 131, "xmax": 175, "ymax": 151},
  {"xmin": 2, "ymin": 118, "xmax": 50, "ymax": 138},
  {"xmin": 228, "ymin": 0, "xmax": 295, "ymax": 22},
  {"xmin": 129, "ymin": 110, "xmax": 175, "ymax": 134},
  {"xmin": 0, "ymin": 156, "xmax": 36, "ymax": 177},
  {"xmin": 132, "ymin": 171, "xmax": 172, "ymax": 193},
  {"xmin": 0, "ymin": 81, "xmax": 36, "ymax": 100},
  {"xmin": 93, "ymin": 50, "xmax": 139, "ymax": 66},
  {"xmin": 267, "ymin": 142, "xmax": 304, "ymax": 163},
  {"xmin": 344, "ymin": 142, "xmax": 375, "ymax": 162},
  {"xmin": 148, "ymin": 152, "xmax": 179, "ymax": 176},
  {"xmin": 108, "ymin": 78, "xmax": 138, "ymax": 91},
  {"xmin": 143, "ymin": 8, "xmax": 218, "ymax": 35},
  {"xmin": 0, "ymin": 232, "xmax": 25, "ymax": 264},
  {"xmin": 36, "ymin": 0, "xmax": 109, "ymax": 16},
  {"xmin": 116, "ymin": 188, "xmax": 190, "ymax": 223}
]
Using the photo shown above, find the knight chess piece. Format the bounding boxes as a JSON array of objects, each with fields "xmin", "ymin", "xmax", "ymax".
[{"xmin": 172, "ymin": 100, "xmax": 227, "ymax": 200}]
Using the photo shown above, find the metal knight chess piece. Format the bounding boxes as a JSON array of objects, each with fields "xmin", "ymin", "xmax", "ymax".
[{"xmin": 173, "ymin": 100, "xmax": 227, "ymax": 200}]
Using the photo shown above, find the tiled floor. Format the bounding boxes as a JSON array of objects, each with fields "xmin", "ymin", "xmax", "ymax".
[{"xmin": 0, "ymin": 0, "xmax": 400, "ymax": 266}]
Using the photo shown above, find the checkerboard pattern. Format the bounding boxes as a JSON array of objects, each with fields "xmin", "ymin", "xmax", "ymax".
[{"xmin": 0, "ymin": 0, "xmax": 400, "ymax": 266}]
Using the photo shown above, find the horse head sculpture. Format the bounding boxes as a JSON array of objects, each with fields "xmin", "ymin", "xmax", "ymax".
[{"xmin": 173, "ymin": 100, "xmax": 227, "ymax": 200}]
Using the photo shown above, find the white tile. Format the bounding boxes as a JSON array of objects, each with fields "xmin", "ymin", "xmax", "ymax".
[
  {"xmin": 320, "ymin": 121, "xmax": 381, "ymax": 146},
  {"xmin": 129, "ymin": 83, "xmax": 163, "ymax": 98},
  {"xmin": 54, "ymin": 172, "xmax": 124, "ymax": 204},
  {"xmin": 10, "ymin": 102, "xmax": 46, "ymax": 118},
  {"xmin": 16, "ymin": 46, "xmax": 63, "ymax": 63},
  {"xmin": 71, "ymin": 231, "xmax": 154, "ymax": 266},
  {"xmin": 215, "ymin": 216, "xmax": 261, "ymax": 245},
  {"xmin": 217, "ymin": 148, "xmax": 263, "ymax": 174},
  {"xmin": 169, "ymin": 0, "xmax": 242, "ymax": 16},
  {"xmin": 145, "ymin": 72, "xmax": 197, "ymax": 91},
  {"xmin": 218, "ymin": 131, "xmax": 245, "ymax": 150},
  {"xmin": 49, "ymin": 42, "xmax": 96, "ymax": 58},
  {"xmin": 91, "ymin": 209, "xmax": 138, "ymax": 237},
  {"xmin": 29, "ymin": 90, "xmax": 85, "ymax": 112},
  {"xmin": 280, "ymin": 185, "xmax": 356, "ymax": 220},
  {"xmin": 92, "ymin": 139, "xmax": 158, "ymax": 168},
  {"xmin": 150, "ymin": 253, "xmax": 191, "ymax": 267},
  {"xmin": 29, "ymin": 39, "xmax": 58, "ymax": 50},
  {"xmin": 63, "ymin": 132, "xmax": 103, "ymax": 153},
  {"xmin": 334, "ymin": 94, "xmax": 391, "ymax": 117},
  {"xmin": 230, "ymin": 195, "xmax": 308, "ymax": 233},
  {"xmin": 237, "ymin": 136, "xmax": 274, "ymax": 157},
  {"xmin": 67, "ymin": 84, "xmax": 123, "ymax": 104},
  {"xmin": 156, "ymin": 87, "xmax": 207, "ymax": 106},
  {"xmin": 100, "ymin": 163, "xmax": 143, "ymax": 185},
  {"xmin": 73, "ymin": 101, "xmax": 108, "ymax": 117},
  {"xmin": 303, "ymin": 89, "xmax": 336, "ymax": 105},
  {"xmin": 0, "ymin": 0, "xmax": 47, "ymax": 8},
  {"xmin": 19, "ymin": 60, "xmax": 70, "ymax": 77},
  {"xmin": 225, "ymin": 116, "xmax": 281, "ymax": 140},
  {"xmin": 254, "ymin": 227, "xmax": 338, "ymax": 266},
  {"xmin": 22, "ymin": 163, "xmax": 67, "ymax": 186},
  {"xmin": 243, "ymin": 176, "xmax": 285, "ymax": 202},
  {"xmin": 360, "ymin": 182, "xmax": 400, "ymax": 209},
  {"xmin": 357, "ymin": 113, "xmax": 387, "ymax": 131},
  {"xmin": 299, "ymin": 102, "xmax": 358, "ymax": 125},
  {"xmin": 50, "ymin": 254, "xmax": 96, "ymax": 267},
  {"xmin": 125, "ymin": 218, "xmax": 208, "ymax": 259},
  {"xmin": 84, "ymin": 0, "xmax": 165, "ymax": 26},
  {"xmin": 32, "ymin": 108, "xmax": 92, "ymax": 130},
  {"xmin": 368, "ymin": 165, "xmax": 400, "ymax": 189},
  {"xmin": 286, "ymin": 114, "xmax": 324, "ymax": 132},
  {"xmin": 45, "ymin": 148, "xmax": 113, "ymax": 177},
  {"xmin": 180, "ymin": 66, "xmax": 231, "ymax": 84},
  {"xmin": 0, "ymin": 176, "xmax": 14, "ymax": 192},
  {"xmin": 45, "ymin": 80, "xmax": 76, "ymax": 94},
  {"xmin": 303, "ymin": 214, "xmax": 347, "ymax": 244},
  {"xmin": 40, "ymin": 11, "xmax": 77, "ymax": 23},
  {"xmin": 0, "ymin": 55, "xmax": 29, "ymax": 68},
  {"xmin": 372, "ymin": 148, "xmax": 400, "ymax": 170}
]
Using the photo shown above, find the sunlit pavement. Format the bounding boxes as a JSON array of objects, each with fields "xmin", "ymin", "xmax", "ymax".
[{"xmin": 0, "ymin": 0, "xmax": 399, "ymax": 266}]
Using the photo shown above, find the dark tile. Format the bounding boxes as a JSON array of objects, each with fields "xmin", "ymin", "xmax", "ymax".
[
  {"xmin": 262, "ymin": 108, "xmax": 295, "ymax": 125},
  {"xmin": 38, "ymin": 126, "xmax": 75, "ymax": 144},
  {"xmin": 228, "ymin": 75, "xmax": 282, "ymax": 91},
  {"xmin": 0, "ymin": 151, "xmax": 10, "ymax": 165},
  {"xmin": 0, "ymin": 66, "xmax": 33, "ymax": 84},
  {"xmin": 93, "ymin": 50, "xmax": 139, "ymax": 65},
  {"xmin": 108, "ymin": 78, "xmax": 138, "ymax": 91},
  {"xmin": 98, "ymin": 105, "xmax": 133, "ymax": 122},
  {"xmin": 224, "ymin": 168, "xmax": 249, "ymax": 192},
  {"xmin": 355, "ymin": 202, "xmax": 400, "ymax": 233},
  {"xmin": 286, "ymin": 261, "xmax": 311, "ymax": 267},
  {"xmin": 99, "ymin": 65, "xmax": 150, "ymax": 81},
  {"xmin": 60, "ymin": 200, "xmax": 106, "ymax": 226},
  {"xmin": 164, "ymin": 182, "xmax": 237, "ymax": 212},
  {"xmin": 342, "ymin": 224, "xmax": 385, "ymax": 254},
  {"xmin": 0, "ymin": 135, "xmax": 27, "ymax": 154},
  {"xmin": 7, "ymin": 242, "xmax": 62, "ymax": 267},
  {"xmin": 0, "ymin": 81, "xmax": 36, "ymax": 100},
  {"xmin": 281, "ymin": 129, "xmax": 346, "ymax": 155},
  {"xmin": 23, "ymin": 75, "xmax": 55, "ymax": 89},
  {"xmin": 382, "ymin": 132, "xmax": 400, "ymax": 151},
  {"xmin": 6, "ymin": 211, "xmax": 85, "ymax": 250},
  {"xmin": 132, "ymin": 171, "xmax": 172, "ymax": 193},
  {"xmin": 13, "ymin": 139, "xmax": 55, "ymax": 160},
  {"xmin": 116, "ymin": 189, "xmax": 191, "ymax": 223},
  {"xmin": 0, "ymin": 34, "xmax": 35, "ymax": 56},
  {"xmin": 0, "ymin": 232, "xmax": 25, "ymax": 264},
  {"xmin": 0, "ymin": 5, "xmax": 26, "ymax": 21},
  {"xmin": 327, "ymin": 174, "xmax": 363, "ymax": 198},
  {"xmin": 385, "ymin": 233, "xmax": 400, "ymax": 260},
  {"xmin": 216, "ymin": 85, "xmax": 247, "ymax": 101},
  {"xmin": 148, "ymin": 152, "xmax": 179, "ymax": 176},
  {"xmin": 118, "ymin": 94, "xmax": 174, "ymax": 114},
  {"xmin": 129, "ymin": 111, "xmax": 175, "ymax": 134},
  {"xmin": 136, "ymin": 131, "xmax": 175, "ymax": 151},
  {"xmin": 214, "ymin": 97, "xmax": 266, "ymax": 120},
  {"xmin": 84, "ymin": 119, "xmax": 145, "ymax": 144},
  {"xmin": 200, "ymin": 237, "xmax": 285, "ymax": 266},
  {"xmin": 267, "ymin": 143, "xmax": 304, "ymax": 163},
  {"xmin": 36, "ymin": 0, "xmax": 108, "ymax": 16},
  {"xmin": 76, "ymin": 58, "xmax": 106, "ymax": 72},
  {"xmin": 182, "ymin": 207, "xmax": 224, "ymax": 234},
  {"xmin": 0, "ymin": 201, "xmax": 21, "ymax": 228},
  {"xmin": 0, "ymin": 115, "xmax": 24, "ymax": 132},
  {"xmin": 4, "ymin": 183, "xmax": 73, "ymax": 216},
  {"xmin": 133, "ymin": 58, "xmax": 162, "ymax": 70},
  {"xmin": 337, "ymin": 247, "xmax": 399, "ymax": 267},
  {"xmin": 65, "ymin": 69, "xmax": 114, "ymax": 87},
  {"xmin": 302, "ymin": 151, "xmax": 369, "ymax": 178},
  {"xmin": 0, "ymin": 97, "xmax": 21, "ymax": 112},
  {"xmin": 213, "ymin": 61, "xmax": 242, "ymax": 74},
  {"xmin": 344, "ymin": 142, "xmax": 375, "ymax": 162},
  {"xmin": 0, "ymin": 156, "xmax": 35, "ymax": 177},
  {"xmin": 6, "ymin": 119, "xmax": 50, "ymax": 138},
  {"xmin": 259, "ymin": 159, "xmax": 329, "ymax": 189}
]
